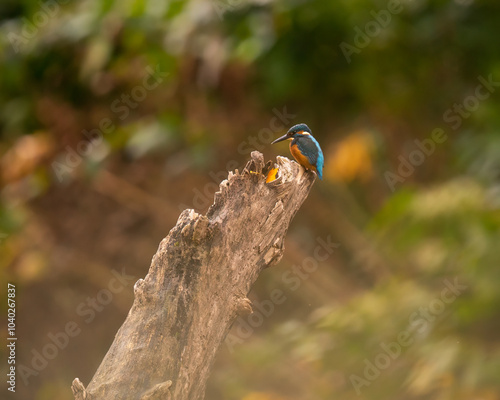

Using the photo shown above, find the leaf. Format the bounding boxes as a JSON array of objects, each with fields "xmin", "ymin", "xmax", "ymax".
[
  {"xmin": 326, "ymin": 131, "xmax": 373, "ymax": 182},
  {"xmin": 266, "ymin": 167, "xmax": 279, "ymax": 183}
]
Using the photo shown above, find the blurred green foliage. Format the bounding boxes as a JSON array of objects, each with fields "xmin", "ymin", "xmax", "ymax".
[{"xmin": 1, "ymin": 0, "xmax": 500, "ymax": 399}]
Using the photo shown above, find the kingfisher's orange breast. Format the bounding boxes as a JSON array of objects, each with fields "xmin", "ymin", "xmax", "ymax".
[{"xmin": 290, "ymin": 142, "xmax": 316, "ymax": 172}]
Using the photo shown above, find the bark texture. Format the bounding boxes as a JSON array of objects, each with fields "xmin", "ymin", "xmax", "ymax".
[{"xmin": 71, "ymin": 151, "xmax": 316, "ymax": 400}]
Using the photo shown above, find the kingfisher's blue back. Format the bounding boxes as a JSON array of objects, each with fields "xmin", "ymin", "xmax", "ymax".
[{"xmin": 291, "ymin": 134, "xmax": 324, "ymax": 180}]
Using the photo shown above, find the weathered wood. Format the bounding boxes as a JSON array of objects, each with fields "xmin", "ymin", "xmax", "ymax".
[{"xmin": 72, "ymin": 151, "xmax": 316, "ymax": 400}]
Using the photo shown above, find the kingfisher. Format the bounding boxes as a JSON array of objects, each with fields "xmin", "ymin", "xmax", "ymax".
[{"xmin": 271, "ymin": 123, "xmax": 324, "ymax": 180}]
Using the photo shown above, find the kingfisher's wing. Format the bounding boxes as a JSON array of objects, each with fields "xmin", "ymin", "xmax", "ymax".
[{"xmin": 298, "ymin": 136, "xmax": 323, "ymax": 166}]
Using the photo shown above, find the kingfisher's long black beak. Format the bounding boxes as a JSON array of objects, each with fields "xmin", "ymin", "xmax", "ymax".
[{"xmin": 271, "ymin": 134, "xmax": 289, "ymax": 144}]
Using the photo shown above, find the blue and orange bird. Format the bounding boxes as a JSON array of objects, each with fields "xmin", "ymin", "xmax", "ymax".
[{"xmin": 272, "ymin": 123, "xmax": 324, "ymax": 180}]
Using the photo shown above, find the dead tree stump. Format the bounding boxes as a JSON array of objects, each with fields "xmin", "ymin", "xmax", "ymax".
[{"xmin": 72, "ymin": 151, "xmax": 316, "ymax": 400}]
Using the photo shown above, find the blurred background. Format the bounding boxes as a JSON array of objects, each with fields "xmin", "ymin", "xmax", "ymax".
[{"xmin": 1, "ymin": 0, "xmax": 500, "ymax": 399}]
